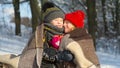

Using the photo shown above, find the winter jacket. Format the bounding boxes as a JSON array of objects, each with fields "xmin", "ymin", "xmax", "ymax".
[
  {"xmin": 59, "ymin": 28, "xmax": 100, "ymax": 68},
  {"xmin": 18, "ymin": 23, "xmax": 64, "ymax": 68},
  {"xmin": 18, "ymin": 24, "xmax": 44, "ymax": 68},
  {"xmin": 41, "ymin": 23, "xmax": 64, "ymax": 68}
]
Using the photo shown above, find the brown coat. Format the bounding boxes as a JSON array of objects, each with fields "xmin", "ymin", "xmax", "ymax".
[
  {"xmin": 18, "ymin": 24, "xmax": 44, "ymax": 68},
  {"xmin": 60, "ymin": 28, "xmax": 100, "ymax": 68},
  {"xmin": 18, "ymin": 24, "xmax": 63, "ymax": 68}
]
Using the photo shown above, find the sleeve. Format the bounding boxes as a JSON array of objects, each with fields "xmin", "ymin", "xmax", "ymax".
[
  {"xmin": 59, "ymin": 34, "xmax": 73, "ymax": 51},
  {"xmin": 65, "ymin": 41, "xmax": 94, "ymax": 68}
]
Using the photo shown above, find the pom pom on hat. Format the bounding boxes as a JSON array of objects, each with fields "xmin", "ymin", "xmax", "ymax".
[
  {"xmin": 64, "ymin": 10, "xmax": 85, "ymax": 28},
  {"xmin": 42, "ymin": 2, "xmax": 55, "ymax": 12}
]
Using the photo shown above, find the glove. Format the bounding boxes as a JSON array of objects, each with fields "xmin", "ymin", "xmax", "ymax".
[
  {"xmin": 43, "ymin": 48, "xmax": 73, "ymax": 63},
  {"xmin": 55, "ymin": 50, "xmax": 73, "ymax": 62},
  {"xmin": 43, "ymin": 52, "xmax": 56, "ymax": 62},
  {"xmin": 43, "ymin": 48, "xmax": 57, "ymax": 62}
]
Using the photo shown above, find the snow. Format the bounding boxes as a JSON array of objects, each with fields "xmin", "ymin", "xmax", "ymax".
[
  {"xmin": 97, "ymin": 52, "xmax": 120, "ymax": 68},
  {"xmin": 0, "ymin": 2, "xmax": 31, "ymax": 55},
  {"xmin": 0, "ymin": 1, "xmax": 120, "ymax": 68},
  {"xmin": 0, "ymin": 34, "xmax": 120, "ymax": 68},
  {"xmin": 0, "ymin": 34, "xmax": 28, "ymax": 55}
]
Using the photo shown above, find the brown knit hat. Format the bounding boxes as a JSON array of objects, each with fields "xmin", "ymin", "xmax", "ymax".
[{"xmin": 43, "ymin": 7, "xmax": 65, "ymax": 23}]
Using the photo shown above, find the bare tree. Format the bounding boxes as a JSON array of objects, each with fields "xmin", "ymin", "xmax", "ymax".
[
  {"xmin": 86, "ymin": 0, "xmax": 97, "ymax": 50},
  {"xmin": 101, "ymin": 0, "xmax": 108, "ymax": 36},
  {"xmin": 109, "ymin": 0, "xmax": 115, "ymax": 25},
  {"xmin": 13, "ymin": 0, "xmax": 21, "ymax": 36},
  {"xmin": 30, "ymin": 0, "xmax": 41, "ymax": 32},
  {"xmin": 115, "ymin": 0, "xmax": 120, "ymax": 35}
]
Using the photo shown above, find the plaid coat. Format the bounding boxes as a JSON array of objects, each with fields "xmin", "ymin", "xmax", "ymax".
[
  {"xmin": 18, "ymin": 24, "xmax": 44, "ymax": 68},
  {"xmin": 59, "ymin": 28, "xmax": 100, "ymax": 68}
]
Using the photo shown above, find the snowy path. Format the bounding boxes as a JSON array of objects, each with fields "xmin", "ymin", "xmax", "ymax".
[{"xmin": 0, "ymin": 34, "xmax": 27, "ymax": 55}]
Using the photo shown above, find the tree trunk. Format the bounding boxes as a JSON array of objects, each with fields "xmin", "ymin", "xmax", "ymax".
[
  {"xmin": 13, "ymin": 0, "xmax": 21, "ymax": 36},
  {"xmin": 101, "ymin": 0, "xmax": 108, "ymax": 35},
  {"xmin": 115, "ymin": 0, "xmax": 120, "ymax": 35},
  {"xmin": 30, "ymin": 0, "xmax": 42, "ymax": 32},
  {"xmin": 86, "ymin": 0, "xmax": 97, "ymax": 50}
]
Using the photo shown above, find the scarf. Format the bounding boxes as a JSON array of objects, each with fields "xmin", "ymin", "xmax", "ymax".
[{"xmin": 44, "ymin": 23, "xmax": 64, "ymax": 47}]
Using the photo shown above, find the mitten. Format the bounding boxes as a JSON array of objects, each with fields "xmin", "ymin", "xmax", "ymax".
[{"xmin": 55, "ymin": 50, "xmax": 73, "ymax": 62}]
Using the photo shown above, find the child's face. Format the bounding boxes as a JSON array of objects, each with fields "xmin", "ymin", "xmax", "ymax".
[
  {"xmin": 63, "ymin": 20, "xmax": 75, "ymax": 33},
  {"xmin": 50, "ymin": 18, "xmax": 63, "ymax": 28}
]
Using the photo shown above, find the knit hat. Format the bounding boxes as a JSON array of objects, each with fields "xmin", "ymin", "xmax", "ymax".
[
  {"xmin": 43, "ymin": 7, "xmax": 64, "ymax": 23},
  {"xmin": 64, "ymin": 10, "xmax": 85, "ymax": 28}
]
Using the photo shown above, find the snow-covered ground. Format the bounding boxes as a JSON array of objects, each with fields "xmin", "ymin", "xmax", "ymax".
[
  {"xmin": 0, "ymin": 34, "xmax": 120, "ymax": 68},
  {"xmin": 97, "ymin": 52, "xmax": 120, "ymax": 68},
  {"xmin": 0, "ymin": 34, "xmax": 28, "ymax": 55},
  {"xmin": 0, "ymin": 33, "xmax": 120, "ymax": 68}
]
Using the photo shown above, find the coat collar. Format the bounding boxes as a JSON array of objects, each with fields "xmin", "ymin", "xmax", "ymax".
[{"xmin": 68, "ymin": 28, "xmax": 90, "ymax": 38}]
